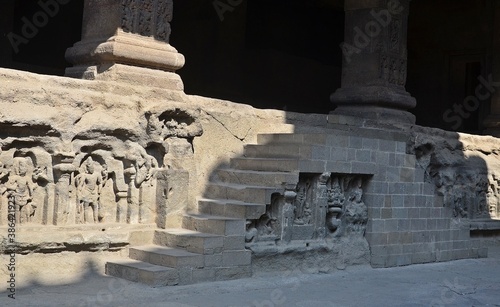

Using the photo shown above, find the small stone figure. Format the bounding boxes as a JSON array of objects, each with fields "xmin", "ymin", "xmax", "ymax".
[
  {"xmin": 4, "ymin": 158, "xmax": 37, "ymax": 224},
  {"xmin": 344, "ymin": 178, "xmax": 368, "ymax": 235},
  {"xmin": 294, "ymin": 184, "xmax": 307, "ymax": 225},
  {"xmin": 476, "ymin": 177, "xmax": 489, "ymax": 216},
  {"xmin": 245, "ymin": 220, "xmax": 258, "ymax": 243},
  {"xmin": 452, "ymin": 187, "xmax": 467, "ymax": 218},
  {"xmin": 487, "ymin": 184, "xmax": 498, "ymax": 218},
  {"xmin": 75, "ymin": 157, "xmax": 103, "ymax": 223},
  {"xmin": 326, "ymin": 177, "xmax": 345, "ymax": 234}
]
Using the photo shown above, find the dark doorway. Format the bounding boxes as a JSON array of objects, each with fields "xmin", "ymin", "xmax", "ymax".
[
  {"xmin": 0, "ymin": 0, "xmax": 83, "ymax": 76},
  {"xmin": 171, "ymin": 0, "xmax": 344, "ymax": 114}
]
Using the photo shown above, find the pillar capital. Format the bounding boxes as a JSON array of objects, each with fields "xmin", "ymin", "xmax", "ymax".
[
  {"xmin": 331, "ymin": 0, "xmax": 416, "ymax": 124},
  {"xmin": 65, "ymin": 0, "xmax": 185, "ymax": 90}
]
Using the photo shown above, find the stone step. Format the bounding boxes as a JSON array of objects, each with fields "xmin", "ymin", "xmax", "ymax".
[
  {"xmin": 198, "ymin": 198, "xmax": 266, "ymax": 219},
  {"xmin": 105, "ymin": 260, "xmax": 179, "ymax": 287},
  {"xmin": 129, "ymin": 245, "xmax": 204, "ymax": 268},
  {"xmin": 213, "ymin": 168, "xmax": 299, "ymax": 187},
  {"xmin": 154, "ymin": 228, "xmax": 224, "ymax": 255},
  {"xmin": 243, "ymin": 144, "xmax": 302, "ymax": 158},
  {"xmin": 243, "ymin": 144, "xmax": 330, "ymax": 160},
  {"xmin": 230, "ymin": 157, "xmax": 300, "ymax": 172},
  {"xmin": 182, "ymin": 213, "xmax": 246, "ymax": 236},
  {"xmin": 257, "ymin": 133, "xmax": 328, "ymax": 145},
  {"xmin": 204, "ymin": 182, "xmax": 283, "ymax": 204}
]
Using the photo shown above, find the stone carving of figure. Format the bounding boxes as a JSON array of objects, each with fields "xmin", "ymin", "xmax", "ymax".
[
  {"xmin": 326, "ymin": 177, "xmax": 345, "ymax": 234},
  {"xmin": 294, "ymin": 184, "xmax": 307, "ymax": 225},
  {"xmin": 281, "ymin": 189, "xmax": 296, "ymax": 243},
  {"xmin": 125, "ymin": 141, "xmax": 158, "ymax": 187},
  {"xmin": 344, "ymin": 178, "xmax": 368, "ymax": 235},
  {"xmin": 476, "ymin": 177, "xmax": 489, "ymax": 216},
  {"xmin": 487, "ymin": 184, "xmax": 498, "ymax": 218},
  {"xmin": 75, "ymin": 157, "xmax": 103, "ymax": 223},
  {"xmin": 452, "ymin": 187, "xmax": 467, "ymax": 218},
  {"xmin": 3, "ymin": 158, "xmax": 37, "ymax": 224}
]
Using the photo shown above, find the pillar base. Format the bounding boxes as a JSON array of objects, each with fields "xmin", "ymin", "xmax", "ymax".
[
  {"xmin": 331, "ymin": 85, "xmax": 416, "ymax": 110},
  {"xmin": 330, "ymin": 85, "xmax": 416, "ymax": 125},
  {"xmin": 65, "ymin": 31, "xmax": 185, "ymax": 90},
  {"xmin": 330, "ymin": 105, "xmax": 416, "ymax": 126},
  {"xmin": 65, "ymin": 63, "xmax": 184, "ymax": 91}
]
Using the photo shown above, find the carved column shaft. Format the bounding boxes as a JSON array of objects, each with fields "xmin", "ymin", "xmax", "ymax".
[
  {"xmin": 125, "ymin": 167, "xmax": 140, "ymax": 224},
  {"xmin": 116, "ymin": 191, "xmax": 128, "ymax": 223},
  {"xmin": 331, "ymin": 0, "xmax": 416, "ymax": 124},
  {"xmin": 281, "ymin": 187, "xmax": 297, "ymax": 244},
  {"xmin": 314, "ymin": 173, "xmax": 330, "ymax": 239}
]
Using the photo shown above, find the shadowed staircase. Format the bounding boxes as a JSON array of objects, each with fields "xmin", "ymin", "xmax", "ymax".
[{"xmin": 106, "ymin": 133, "xmax": 315, "ymax": 286}]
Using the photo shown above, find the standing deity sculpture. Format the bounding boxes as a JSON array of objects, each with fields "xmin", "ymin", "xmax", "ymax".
[
  {"xmin": 343, "ymin": 178, "xmax": 368, "ymax": 235},
  {"xmin": 75, "ymin": 157, "xmax": 104, "ymax": 223},
  {"xmin": 3, "ymin": 157, "xmax": 37, "ymax": 224},
  {"xmin": 294, "ymin": 183, "xmax": 307, "ymax": 225}
]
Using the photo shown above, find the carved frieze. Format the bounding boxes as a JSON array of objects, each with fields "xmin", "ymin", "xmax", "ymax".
[
  {"xmin": 380, "ymin": 55, "xmax": 407, "ymax": 86},
  {"xmin": 429, "ymin": 167, "xmax": 498, "ymax": 219},
  {"xmin": 121, "ymin": 0, "xmax": 173, "ymax": 42},
  {"xmin": 246, "ymin": 173, "xmax": 368, "ymax": 246},
  {"xmin": 388, "ymin": 18, "xmax": 402, "ymax": 52}
]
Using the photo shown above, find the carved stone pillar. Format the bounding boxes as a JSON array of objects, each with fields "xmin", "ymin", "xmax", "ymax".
[
  {"xmin": 53, "ymin": 163, "xmax": 76, "ymax": 225},
  {"xmin": 314, "ymin": 173, "xmax": 330, "ymax": 239},
  {"xmin": 116, "ymin": 191, "xmax": 128, "ymax": 223},
  {"xmin": 281, "ymin": 185, "xmax": 297, "ymax": 244},
  {"xmin": 125, "ymin": 167, "xmax": 140, "ymax": 224},
  {"xmin": 65, "ymin": 0, "xmax": 185, "ymax": 90},
  {"xmin": 331, "ymin": 0, "xmax": 416, "ymax": 124}
]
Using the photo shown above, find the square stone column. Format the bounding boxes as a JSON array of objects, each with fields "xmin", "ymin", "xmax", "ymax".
[
  {"xmin": 65, "ymin": 0, "xmax": 185, "ymax": 90},
  {"xmin": 331, "ymin": 0, "xmax": 416, "ymax": 124}
]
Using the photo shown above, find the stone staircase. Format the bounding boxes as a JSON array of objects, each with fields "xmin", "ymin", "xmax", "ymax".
[{"xmin": 106, "ymin": 133, "xmax": 304, "ymax": 286}]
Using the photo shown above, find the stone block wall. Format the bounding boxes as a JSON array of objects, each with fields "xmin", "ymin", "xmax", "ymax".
[
  {"xmin": 0, "ymin": 67, "xmax": 499, "ymax": 284},
  {"xmin": 243, "ymin": 126, "xmax": 489, "ymax": 270}
]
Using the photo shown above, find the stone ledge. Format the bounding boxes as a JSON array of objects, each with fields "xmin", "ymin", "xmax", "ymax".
[
  {"xmin": 0, "ymin": 223, "xmax": 156, "ymax": 254},
  {"xmin": 470, "ymin": 220, "xmax": 500, "ymax": 231}
]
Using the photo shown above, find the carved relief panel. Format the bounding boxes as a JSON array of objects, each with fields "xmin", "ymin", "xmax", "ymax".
[
  {"xmin": 246, "ymin": 173, "xmax": 368, "ymax": 247},
  {"xmin": 121, "ymin": 0, "xmax": 173, "ymax": 42},
  {"xmin": 430, "ymin": 167, "xmax": 499, "ymax": 220},
  {"xmin": 0, "ymin": 147, "xmax": 53, "ymax": 226},
  {"xmin": 0, "ymin": 107, "xmax": 203, "ymax": 227}
]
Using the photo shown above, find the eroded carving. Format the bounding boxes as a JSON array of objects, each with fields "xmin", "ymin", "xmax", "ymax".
[
  {"xmin": 388, "ymin": 18, "xmax": 402, "ymax": 51},
  {"xmin": 121, "ymin": 0, "xmax": 173, "ymax": 42},
  {"xmin": 247, "ymin": 173, "xmax": 368, "ymax": 247},
  {"xmin": 75, "ymin": 157, "xmax": 106, "ymax": 224},
  {"xmin": 2, "ymin": 157, "xmax": 38, "ymax": 224},
  {"xmin": 380, "ymin": 55, "xmax": 407, "ymax": 86},
  {"xmin": 427, "ymin": 165, "xmax": 496, "ymax": 219}
]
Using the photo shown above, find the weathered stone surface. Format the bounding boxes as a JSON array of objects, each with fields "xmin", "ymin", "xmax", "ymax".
[
  {"xmin": 1, "ymin": 66, "xmax": 500, "ymax": 286},
  {"xmin": 65, "ymin": 0, "xmax": 185, "ymax": 89}
]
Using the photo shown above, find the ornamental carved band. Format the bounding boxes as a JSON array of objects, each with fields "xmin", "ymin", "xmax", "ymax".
[{"xmin": 121, "ymin": 0, "xmax": 173, "ymax": 42}]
